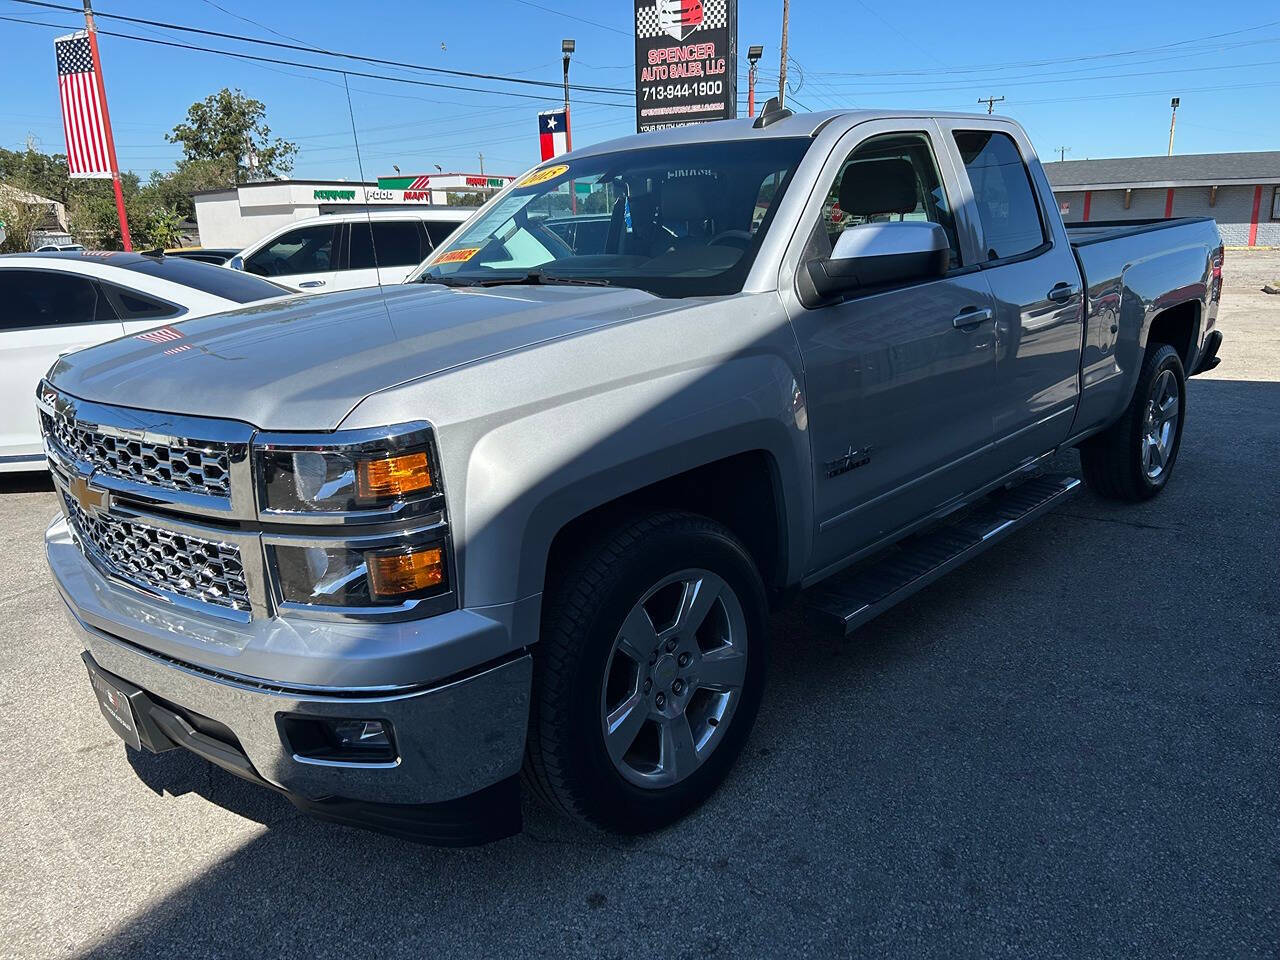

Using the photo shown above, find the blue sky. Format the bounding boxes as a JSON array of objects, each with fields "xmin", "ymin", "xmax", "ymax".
[{"xmin": 1, "ymin": 0, "xmax": 1277, "ymax": 181}]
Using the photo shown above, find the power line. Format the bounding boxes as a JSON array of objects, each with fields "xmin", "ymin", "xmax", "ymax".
[
  {"xmin": 7, "ymin": 0, "xmax": 633, "ymax": 96},
  {"xmin": 801, "ymin": 17, "xmax": 1280, "ymax": 78},
  {"xmin": 0, "ymin": 13, "xmax": 635, "ymax": 108},
  {"xmin": 503, "ymin": 0, "xmax": 631, "ymax": 37}
]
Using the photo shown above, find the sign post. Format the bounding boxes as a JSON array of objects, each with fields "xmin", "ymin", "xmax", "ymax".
[{"xmin": 634, "ymin": 0, "xmax": 737, "ymax": 133}]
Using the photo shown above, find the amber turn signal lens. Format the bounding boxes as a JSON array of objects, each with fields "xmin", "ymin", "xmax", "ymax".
[
  {"xmin": 356, "ymin": 451, "xmax": 433, "ymax": 501},
  {"xmin": 367, "ymin": 546, "xmax": 445, "ymax": 598}
]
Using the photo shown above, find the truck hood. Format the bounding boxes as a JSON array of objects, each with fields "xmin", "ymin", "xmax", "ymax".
[{"xmin": 48, "ymin": 283, "xmax": 678, "ymax": 430}]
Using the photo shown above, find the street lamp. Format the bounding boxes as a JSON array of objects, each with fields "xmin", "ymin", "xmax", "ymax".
[
  {"xmin": 747, "ymin": 45, "xmax": 764, "ymax": 117},
  {"xmin": 562, "ymin": 39, "xmax": 575, "ymax": 151}
]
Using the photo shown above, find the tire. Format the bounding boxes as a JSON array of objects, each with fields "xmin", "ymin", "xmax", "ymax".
[
  {"xmin": 1080, "ymin": 343, "xmax": 1187, "ymax": 502},
  {"xmin": 525, "ymin": 510, "xmax": 769, "ymax": 833}
]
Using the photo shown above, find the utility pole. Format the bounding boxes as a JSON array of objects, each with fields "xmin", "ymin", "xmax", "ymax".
[
  {"xmin": 778, "ymin": 0, "xmax": 789, "ymax": 106},
  {"xmin": 747, "ymin": 45, "xmax": 763, "ymax": 116},
  {"xmin": 1055, "ymin": 146, "xmax": 1071, "ymax": 162},
  {"xmin": 82, "ymin": 0, "xmax": 131, "ymax": 250},
  {"xmin": 1167, "ymin": 97, "xmax": 1180, "ymax": 156},
  {"xmin": 477, "ymin": 152, "xmax": 484, "ymax": 176},
  {"xmin": 978, "ymin": 95, "xmax": 1005, "ymax": 115},
  {"xmin": 561, "ymin": 39, "xmax": 575, "ymax": 151}
]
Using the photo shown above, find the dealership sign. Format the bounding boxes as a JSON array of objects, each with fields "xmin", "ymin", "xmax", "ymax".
[{"xmin": 634, "ymin": 0, "xmax": 737, "ymax": 133}]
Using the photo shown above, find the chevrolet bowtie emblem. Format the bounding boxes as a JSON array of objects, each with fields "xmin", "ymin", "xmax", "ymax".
[{"xmin": 68, "ymin": 474, "xmax": 109, "ymax": 512}]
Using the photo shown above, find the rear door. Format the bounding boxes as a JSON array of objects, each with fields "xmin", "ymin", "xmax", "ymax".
[
  {"xmin": 0, "ymin": 268, "xmax": 125, "ymax": 466},
  {"xmin": 938, "ymin": 120, "xmax": 1084, "ymax": 468},
  {"xmin": 242, "ymin": 222, "xmax": 340, "ymax": 293},
  {"xmin": 783, "ymin": 120, "xmax": 1000, "ymax": 571},
  {"xmin": 346, "ymin": 219, "xmax": 431, "ymax": 288}
]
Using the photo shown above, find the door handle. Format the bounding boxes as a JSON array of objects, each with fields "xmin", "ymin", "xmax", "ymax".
[
  {"xmin": 1047, "ymin": 282, "xmax": 1077, "ymax": 303},
  {"xmin": 952, "ymin": 307, "xmax": 994, "ymax": 329},
  {"xmin": 298, "ymin": 280, "xmax": 326, "ymax": 288}
]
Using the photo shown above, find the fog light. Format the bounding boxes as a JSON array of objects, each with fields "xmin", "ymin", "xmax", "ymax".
[
  {"xmin": 281, "ymin": 715, "xmax": 397, "ymax": 763},
  {"xmin": 357, "ymin": 451, "xmax": 433, "ymax": 501},
  {"xmin": 367, "ymin": 545, "xmax": 445, "ymax": 598}
]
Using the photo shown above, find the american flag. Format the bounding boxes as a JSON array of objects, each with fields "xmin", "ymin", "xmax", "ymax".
[
  {"xmin": 55, "ymin": 33, "xmax": 112, "ymax": 179},
  {"xmin": 135, "ymin": 326, "xmax": 184, "ymax": 344}
]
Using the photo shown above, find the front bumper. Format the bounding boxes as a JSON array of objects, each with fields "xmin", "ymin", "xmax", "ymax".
[{"xmin": 51, "ymin": 515, "xmax": 534, "ymax": 839}]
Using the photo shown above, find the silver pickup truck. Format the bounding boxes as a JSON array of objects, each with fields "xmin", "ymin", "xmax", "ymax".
[{"xmin": 41, "ymin": 105, "xmax": 1224, "ymax": 845}]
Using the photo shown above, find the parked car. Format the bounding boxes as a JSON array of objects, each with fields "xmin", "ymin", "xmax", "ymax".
[
  {"xmin": 0, "ymin": 251, "xmax": 288, "ymax": 471},
  {"xmin": 34, "ymin": 243, "xmax": 85, "ymax": 252},
  {"xmin": 227, "ymin": 209, "xmax": 471, "ymax": 293},
  {"xmin": 163, "ymin": 247, "xmax": 241, "ymax": 266},
  {"xmin": 42, "ymin": 107, "xmax": 1223, "ymax": 845}
]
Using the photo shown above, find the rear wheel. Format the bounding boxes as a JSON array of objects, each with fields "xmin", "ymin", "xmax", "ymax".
[
  {"xmin": 525, "ymin": 511, "xmax": 768, "ymax": 833},
  {"xmin": 1080, "ymin": 343, "xmax": 1186, "ymax": 501}
]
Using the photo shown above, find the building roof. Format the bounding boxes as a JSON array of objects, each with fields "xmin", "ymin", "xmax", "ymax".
[{"xmin": 1043, "ymin": 151, "xmax": 1280, "ymax": 190}]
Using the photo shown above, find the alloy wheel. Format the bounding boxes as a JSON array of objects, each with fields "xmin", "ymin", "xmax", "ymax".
[
  {"xmin": 1142, "ymin": 368, "xmax": 1180, "ymax": 480},
  {"xmin": 599, "ymin": 568, "xmax": 749, "ymax": 789}
]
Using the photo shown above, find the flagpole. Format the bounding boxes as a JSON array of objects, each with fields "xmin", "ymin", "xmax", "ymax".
[{"xmin": 82, "ymin": 0, "xmax": 131, "ymax": 250}]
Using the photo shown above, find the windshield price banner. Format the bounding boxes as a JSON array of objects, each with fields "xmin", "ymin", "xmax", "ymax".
[{"xmin": 634, "ymin": 0, "xmax": 737, "ymax": 133}]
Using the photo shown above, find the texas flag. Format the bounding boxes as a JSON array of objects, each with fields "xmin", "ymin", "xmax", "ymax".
[{"xmin": 538, "ymin": 108, "xmax": 570, "ymax": 161}]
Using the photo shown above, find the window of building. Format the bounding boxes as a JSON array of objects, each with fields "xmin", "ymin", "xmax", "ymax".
[{"xmin": 1271, "ymin": 185, "xmax": 1280, "ymax": 221}]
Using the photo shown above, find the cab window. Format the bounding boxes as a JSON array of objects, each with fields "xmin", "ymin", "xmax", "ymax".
[
  {"xmin": 244, "ymin": 224, "xmax": 338, "ymax": 277},
  {"xmin": 952, "ymin": 131, "xmax": 1046, "ymax": 261},
  {"xmin": 820, "ymin": 132, "xmax": 960, "ymax": 268}
]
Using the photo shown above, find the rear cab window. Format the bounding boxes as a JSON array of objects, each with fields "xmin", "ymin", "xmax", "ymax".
[{"xmin": 952, "ymin": 131, "xmax": 1047, "ymax": 261}]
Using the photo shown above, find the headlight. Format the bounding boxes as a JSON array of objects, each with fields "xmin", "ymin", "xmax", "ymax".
[
  {"xmin": 255, "ymin": 423, "xmax": 443, "ymax": 517},
  {"xmin": 272, "ymin": 537, "xmax": 449, "ymax": 609},
  {"xmin": 255, "ymin": 423, "xmax": 456, "ymax": 620}
]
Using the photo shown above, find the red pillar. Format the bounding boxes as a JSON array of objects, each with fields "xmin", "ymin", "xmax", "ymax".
[
  {"xmin": 1248, "ymin": 185, "xmax": 1263, "ymax": 247},
  {"xmin": 1082, "ymin": 190, "xmax": 1092, "ymax": 222},
  {"xmin": 1163, "ymin": 188, "xmax": 1175, "ymax": 219}
]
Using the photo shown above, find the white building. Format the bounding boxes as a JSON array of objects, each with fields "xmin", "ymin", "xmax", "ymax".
[{"xmin": 193, "ymin": 172, "xmax": 512, "ymax": 249}]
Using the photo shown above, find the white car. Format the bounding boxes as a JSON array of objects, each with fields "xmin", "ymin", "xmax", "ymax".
[
  {"xmin": 229, "ymin": 209, "xmax": 471, "ymax": 293},
  {"xmin": 0, "ymin": 251, "xmax": 288, "ymax": 472}
]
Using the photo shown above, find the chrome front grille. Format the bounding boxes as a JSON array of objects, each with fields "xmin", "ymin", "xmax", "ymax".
[
  {"xmin": 63, "ymin": 496, "xmax": 251, "ymax": 613},
  {"xmin": 42, "ymin": 410, "xmax": 232, "ymax": 497}
]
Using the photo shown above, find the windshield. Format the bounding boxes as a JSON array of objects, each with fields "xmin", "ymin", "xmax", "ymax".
[{"xmin": 409, "ymin": 138, "xmax": 809, "ymax": 297}]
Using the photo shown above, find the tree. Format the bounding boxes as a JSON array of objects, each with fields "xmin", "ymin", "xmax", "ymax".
[
  {"xmin": 146, "ymin": 157, "xmax": 237, "ymax": 220},
  {"xmin": 166, "ymin": 88, "xmax": 297, "ymax": 181}
]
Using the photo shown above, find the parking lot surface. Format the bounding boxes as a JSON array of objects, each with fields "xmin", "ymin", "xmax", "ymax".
[{"xmin": 2, "ymin": 253, "xmax": 1277, "ymax": 959}]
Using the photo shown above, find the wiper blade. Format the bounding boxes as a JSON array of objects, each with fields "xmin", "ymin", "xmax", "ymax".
[
  {"xmin": 475, "ymin": 271, "xmax": 613, "ymax": 288},
  {"xmin": 414, "ymin": 275, "xmax": 480, "ymax": 287}
]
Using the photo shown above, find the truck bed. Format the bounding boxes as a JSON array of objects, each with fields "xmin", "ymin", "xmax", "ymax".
[{"xmin": 1064, "ymin": 216, "xmax": 1215, "ymax": 246}]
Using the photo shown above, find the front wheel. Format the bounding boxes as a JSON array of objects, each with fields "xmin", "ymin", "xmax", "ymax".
[
  {"xmin": 525, "ymin": 511, "xmax": 768, "ymax": 833},
  {"xmin": 1080, "ymin": 343, "xmax": 1187, "ymax": 501}
]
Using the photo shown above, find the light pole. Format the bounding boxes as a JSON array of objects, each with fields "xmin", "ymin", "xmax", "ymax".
[
  {"xmin": 747, "ymin": 45, "xmax": 763, "ymax": 117},
  {"xmin": 1167, "ymin": 97, "xmax": 1180, "ymax": 156},
  {"xmin": 562, "ymin": 38, "xmax": 575, "ymax": 152}
]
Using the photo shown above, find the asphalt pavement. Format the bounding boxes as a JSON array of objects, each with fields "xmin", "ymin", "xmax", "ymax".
[{"xmin": 1, "ymin": 256, "xmax": 1277, "ymax": 959}]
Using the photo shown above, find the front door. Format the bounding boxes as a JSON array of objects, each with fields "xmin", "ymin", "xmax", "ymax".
[
  {"xmin": 242, "ymin": 222, "xmax": 340, "ymax": 293},
  {"xmin": 784, "ymin": 124, "xmax": 1000, "ymax": 573}
]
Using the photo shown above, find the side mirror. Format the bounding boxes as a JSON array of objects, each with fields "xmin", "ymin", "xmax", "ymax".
[
  {"xmin": 799, "ymin": 221, "xmax": 949, "ymax": 307},
  {"xmin": 228, "ymin": 255, "xmax": 245, "ymax": 271}
]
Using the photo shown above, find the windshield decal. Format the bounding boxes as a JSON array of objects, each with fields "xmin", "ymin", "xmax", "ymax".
[
  {"xmin": 516, "ymin": 164, "xmax": 569, "ymax": 188},
  {"xmin": 432, "ymin": 247, "xmax": 482, "ymax": 264}
]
